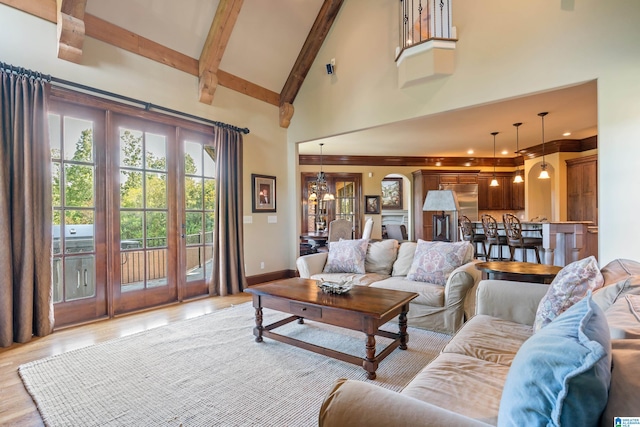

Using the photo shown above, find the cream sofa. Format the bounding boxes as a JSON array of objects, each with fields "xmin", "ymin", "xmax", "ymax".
[
  {"xmin": 318, "ymin": 258, "xmax": 640, "ymax": 426},
  {"xmin": 296, "ymin": 239, "xmax": 482, "ymax": 334}
]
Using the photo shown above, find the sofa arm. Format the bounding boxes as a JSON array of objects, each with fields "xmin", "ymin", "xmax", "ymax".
[
  {"xmin": 296, "ymin": 252, "xmax": 328, "ymax": 278},
  {"xmin": 444, "ymin": 260, "xmax": 482, "ymax": 308},
  {"xmin": 475, "ymin": 279, "xmax": 549, "ymax": 325},
  {"xmin": 319, "ymin": 379, "xmax": 491, "ymax": 427}
]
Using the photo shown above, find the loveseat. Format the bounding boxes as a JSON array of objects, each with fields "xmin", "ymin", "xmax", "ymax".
[
  {"xmin": 296, "ymin": 239, "xmax": 482, "ymax": 334},
  {"xmin": 318, "ymin": 258, "xmax": 640, "ymax": 426}
]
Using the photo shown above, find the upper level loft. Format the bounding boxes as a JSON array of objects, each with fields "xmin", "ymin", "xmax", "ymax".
[{"xmin": 396, "ymin": 0, "xmax": 457, "ymax": 87}]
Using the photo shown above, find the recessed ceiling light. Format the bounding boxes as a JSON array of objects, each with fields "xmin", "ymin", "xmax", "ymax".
[
  {"xmin": 467, "ymin": 149, "xmax": 474, "ymax": 155},
  {"xmin": 435, "ymin": 161, "xmax": 442, "ymax": 167},
  {"xmin": 464, "ymin": 162, "xmax": 471, "ymax": 167},
  {"xmin": 501, "ymin": 150, "xmax": 509, "ymax": 155},
  {"xmin": 563, "ymin": 132, "xmax": 571, "ymax": 136}
]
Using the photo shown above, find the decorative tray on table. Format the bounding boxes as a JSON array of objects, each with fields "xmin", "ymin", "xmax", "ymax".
[{"xmin": 316, "ymin": 280, "xmax": 353, "ymax": 295}]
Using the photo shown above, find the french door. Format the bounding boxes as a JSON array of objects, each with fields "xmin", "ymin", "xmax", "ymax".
[
  {"xmin": 110, "ymin": 115, "xmax": 178, "ymax": 313},
  {"xmin": 49, "ymin": 96, "xmax": 217, "ymax": 326}
]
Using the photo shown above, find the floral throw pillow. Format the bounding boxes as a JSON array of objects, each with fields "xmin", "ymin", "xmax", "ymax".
[
  {"xmin": 323, "ymin": 239, "xmax": 369, "ymax": 274},
  {"xmin": 533, "ymin": 256, "xmax": 605, "ymax": 332},
  {"xmin": 406, "ymin": 240, "xmax": 473, "ymax": 285}
]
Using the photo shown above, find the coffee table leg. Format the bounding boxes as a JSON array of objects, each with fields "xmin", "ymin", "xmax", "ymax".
[
  {"xmin": 365, "ymin": 334, "xmax": 377, "ymax": 380},
  {"xmin": 399, "ymin": 308, "xmax": 409, "ymax": 350},
  {"xmin": 254, "ymin": 306, "xmax": 263, "ymax": 343}
]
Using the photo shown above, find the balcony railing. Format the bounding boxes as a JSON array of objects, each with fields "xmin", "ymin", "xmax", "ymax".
[{"xmin": 397, "ymin": 0, "xmax": 455, "ymax": 61}]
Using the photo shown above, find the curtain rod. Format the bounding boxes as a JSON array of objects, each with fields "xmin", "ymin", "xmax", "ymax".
[{"xmin": 0, "ymin": 61, "xmax": 250, "ymax": 135}]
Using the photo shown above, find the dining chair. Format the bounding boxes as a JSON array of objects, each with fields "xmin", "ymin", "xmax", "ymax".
[
  {"xmin": 480, "ymin": 214, "xmax": 508, "ymax": 260},
  {"xmin": 503, "ymin": 213, "xmax": 542, "ymax": 263},
  {"xmin": 385, "ymin": 224, "xmax": 407, "ymax": 241},
  {"xmin": 327, "ymin": 219, "xmax": 353, "ymax": 242},
  {"xmin": 362, "ymin": 218, "xmax": 374, "ymax": 239},
  {"xmin": 459, "ymin": 215, "xmax": 487, "ymax": 260}
]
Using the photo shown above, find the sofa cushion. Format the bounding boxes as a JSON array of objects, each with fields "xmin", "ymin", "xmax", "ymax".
[
  {"xmin": 533, "ymin": 255, "xmax": 604, "ymax": 332},
  {"xmin": 600, "ymin": 258, "xmax": 640, "ymax": 285},
  {"xmin": 498, "ymin": 293, "xmax": 612, "ymax": 427},
  {"xmin": 370, "ymin": 277, "xmax": 444, "ymax": 307},
  {"xmin": 605, "ymin": 295, "xmax": 640, "ymax": 339},
  {"xmin": 323, "ymin": 238, "xmax": 369, "ymax": 274},
  {"xmin": 401, "ymin": 352, "xmax": 509, "ymax": 424},
  {"xmin": 599, "ymin": 339, "xmax": 640, "ymax": 426},
  {"xmin": 392, "ymin": 241, "xmax": 417, "ymax": 276},
  {"xmin": 442, "ymin": 315, "xmax": 532, "ymax": 366},
  {"xmin": 364, "ymin": 239, "xmax": 399, "ymax": 275},
  {"xmin": 593, "ymin": 274, "xmax": 640, "ymax": 312},
  {"xmin": 406, "ymin": 240, "xmax": 473, "ymax": 285}
]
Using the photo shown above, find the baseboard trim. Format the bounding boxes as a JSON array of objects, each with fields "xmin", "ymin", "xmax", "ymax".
[{"xmin": 246, "ymin": 269, "xmax": 297, "ymax": 286}]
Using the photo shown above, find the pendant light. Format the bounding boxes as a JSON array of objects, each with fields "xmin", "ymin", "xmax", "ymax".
[
  {"xmin": 513, "ymin": 122, "xmax": 524, "ymax": 183},
  {"xmin": 309, "ymin": 143, "xmax": 335, "ymax": 201},
  {"xmin": 538, "ymin": 112, "xmax": 550, "ymax": 179},
  {"xmin": 490, "ymin": 132, "xmax": 499, "ymax": 187}
]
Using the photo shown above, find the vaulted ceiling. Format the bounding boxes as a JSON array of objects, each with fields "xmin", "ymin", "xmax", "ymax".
[{"xmin": 3, "ymin": 0, "xmax": 598, "ymax": 159}]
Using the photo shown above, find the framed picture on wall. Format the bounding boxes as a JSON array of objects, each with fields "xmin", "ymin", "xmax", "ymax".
[
  {"xmin": 381, "ymin": 177, "xmax": 403, "ymax": 210},
  {"xmin": 364, "ymin": 195, "xmax": 381, "ymax": 214},
  {"xmin": 252, "ymin": 174, "xmax": 276, "ymax": 213}
]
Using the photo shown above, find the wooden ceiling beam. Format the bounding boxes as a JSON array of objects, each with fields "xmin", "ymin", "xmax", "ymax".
[
  {"xmin": 1, "ymin": 0, "xmax": 278, "ymax": 106},
  {"xmin": 198, "ymin": 0, "xmax": 244, "ymax": 104},
  {"xmin": 56, "ymin": 0, "xmax": 87, "ymax": 63},
  {"xmin": 278, "ymin": 0, "xmax": 344, "ymax": 127}
]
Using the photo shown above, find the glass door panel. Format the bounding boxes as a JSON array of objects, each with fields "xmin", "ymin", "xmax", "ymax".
[
  {"xmin": 112, "ymin": 116, "xmax": 177, "ymax": 312},
  {"xmin": 49, "ymin": 103, "xmax": 107, "ymax": 327},
  {"xmin": 181, "ymin": 132, "xmax": 216, "ymax": 298}
]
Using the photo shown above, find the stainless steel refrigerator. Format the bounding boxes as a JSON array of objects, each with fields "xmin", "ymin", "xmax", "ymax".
[{"xmin": 439, "ymin": 183, "xmax": 479, "ymax": 221}]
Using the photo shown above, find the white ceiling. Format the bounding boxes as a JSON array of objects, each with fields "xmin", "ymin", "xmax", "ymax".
[{"xmin": 84, "ymin": 1, "xmax": 597, "ymax": 160}]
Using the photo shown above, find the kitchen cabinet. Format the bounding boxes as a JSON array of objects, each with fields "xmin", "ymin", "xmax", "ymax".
[
  {"xmin": 566, "ymin": 155, "xmax": 597, "ymax": 225},
  {"xmin": 478, "ymin": 172, "xmax": 522, "ymax": 210},
  {"xmin": 412, "ymin": 170, "xmax": 479, "ymax": 241}
]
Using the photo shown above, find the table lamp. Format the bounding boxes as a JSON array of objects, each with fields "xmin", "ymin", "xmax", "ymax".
[{"xmin": 423, "ymin": 190, "xmax": 460, "ymax": 241}]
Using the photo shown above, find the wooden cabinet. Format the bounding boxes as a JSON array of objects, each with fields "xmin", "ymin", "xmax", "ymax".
[
  {"xmin": 478, "ymin": 172, "xmax": 521, "ymax": 210},
  {"xmin": 412, "ymin": 170, "xmax": 479, "ymax": 241},
  {"xmin": 566, "ymin": 155, "xmax": 597, "ymax": 225}
]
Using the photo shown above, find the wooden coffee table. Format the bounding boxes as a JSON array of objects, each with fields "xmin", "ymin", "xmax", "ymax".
[
  {"xmin": 244, "ymin": 278, "xmax": 418, "ymax": 380},
  {"xmin": 475, "ymin": 261, "xmax": 562, "ymax": 284}
]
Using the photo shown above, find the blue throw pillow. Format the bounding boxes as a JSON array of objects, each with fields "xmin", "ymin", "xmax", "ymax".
[{"xmin": 497, "ymin": 292, "xmax": 612, "ymax": 427}]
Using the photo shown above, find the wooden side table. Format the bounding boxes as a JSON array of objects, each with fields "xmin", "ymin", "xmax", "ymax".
[{"xmin": 475, "ymin": 261, "xmax": 562, "ymax": 284}]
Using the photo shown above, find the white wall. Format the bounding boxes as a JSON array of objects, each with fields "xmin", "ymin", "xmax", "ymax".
[
  {"xmin": 289, "ymin": 0, "xmax": 640, "ymax": 265},
  {"xmin": 0, "ymin": 5, "xmax": 291, "ymax": 277}
]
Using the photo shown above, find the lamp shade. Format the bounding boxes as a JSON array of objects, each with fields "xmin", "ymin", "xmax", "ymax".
[{"xmin": 422, "ymin": 190, "xmax": 460, "ymax": 212}]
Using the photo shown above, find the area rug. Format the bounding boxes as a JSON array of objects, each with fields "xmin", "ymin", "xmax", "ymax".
[{"xmin": 19, "ymin": 302, "xmax": 450, "ymax": 426}]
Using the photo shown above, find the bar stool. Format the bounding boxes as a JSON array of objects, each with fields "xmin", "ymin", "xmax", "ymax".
[
  {"xmin": 459, "ymin": 215, "xmax": 487, "ymax": 259},
  {"xmin": 503, "ymin": 213, "xmax": 542, "ymax": 263},
  {"xmin": 481, "ymin": 214, "xmax": 508, "ymax": 260}
]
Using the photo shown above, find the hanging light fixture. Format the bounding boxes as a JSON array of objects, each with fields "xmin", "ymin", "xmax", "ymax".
[
  {"xmin": 513, "ymin": 122, "xmax": 524, "ymax": 184},
  {"xmin": 538, "ymin": 112, "xmax": 550, "ymax": 179},
  {"xmin": 490, "ymin": 132, "xmax": 499, "ymax": 187},
  {"xmin": 309, "ymin": 143, "xmax": 335, "ymax": 201}
]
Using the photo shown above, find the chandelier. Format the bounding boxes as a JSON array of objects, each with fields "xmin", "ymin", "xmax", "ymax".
[{"xmin": 309, "ymin": 143, "xmax": 334, "ymax": 201}]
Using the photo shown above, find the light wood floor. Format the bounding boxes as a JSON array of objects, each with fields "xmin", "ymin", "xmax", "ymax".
[{"xmin": 0, "ymin": 293, "xmax": 253, "ymax": 427}]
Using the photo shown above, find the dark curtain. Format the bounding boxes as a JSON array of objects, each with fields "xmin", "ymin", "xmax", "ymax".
[
  {"xmin": 0, "ymin": 70, "xmax": 54, "ymax": 347},
  {"xmin": 209, "ymin": 127, "xmax": 247, "ymax": 296}
]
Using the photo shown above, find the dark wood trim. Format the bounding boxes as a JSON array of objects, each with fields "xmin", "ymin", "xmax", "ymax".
[
  {"xmin": 50, "ymin": 86, "xmax": 215, "ymax": 135},
  {"xmin": 279, "ymin": 0, "xmax": 344, "ymax": 106},
  {"xmin": 565, "ymin": 154, "xmax": 598, "ymax": 166},
  {"xmin": 246, "ymin": 270, "xmax": 296, "ymax": 286},
  {"xmin": 300, "ymin": 136, "xmax": 597, "ymax": 167}
]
